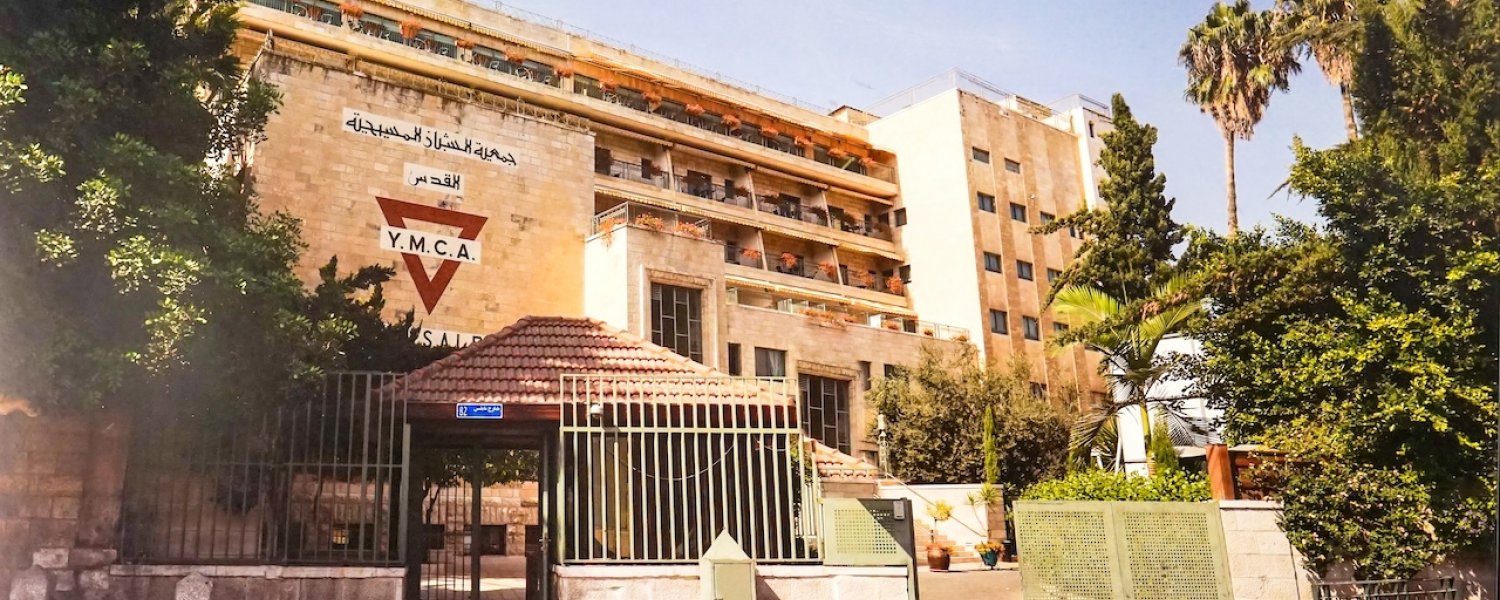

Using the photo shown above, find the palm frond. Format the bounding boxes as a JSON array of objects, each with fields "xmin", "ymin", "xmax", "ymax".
[{"xmin": 1051, "ymin": 285, "xmax": 1124, "ymax": 327}]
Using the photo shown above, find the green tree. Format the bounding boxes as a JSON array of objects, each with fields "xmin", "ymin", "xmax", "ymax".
[
  {"xmin": 1180, "ymin": 0, "xmax": 1300, "ymax": 235},
  {"xmin": 869, "ymin": 347, "xmax": 1072, "ymax": 496},
  {"xmin": 1020, "ymin": 469, "xmax": 1209, "ymax": 503},
  {"xmin": 1032, "ymin": 94, "xmax": 1182, "ymax": 305},
  {"xmin": 1278, "ymin": 0, "xmax": 1363, "ymax": 139},
  {"xmin": 1186, "ymin": 0, "xmax": 1498, "ymax": 578},
  {"xmin": 1050, "ymin": 276, "xmax": 1202, "ymax": 470}
]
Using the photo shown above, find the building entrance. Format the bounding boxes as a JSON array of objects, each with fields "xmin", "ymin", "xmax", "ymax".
[{"xmin": 406, "ymin": 426, "xmax": 554, "ymax": 600}]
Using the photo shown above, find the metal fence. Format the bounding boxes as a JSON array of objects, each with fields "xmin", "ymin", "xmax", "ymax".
[
  {"xmin": 119, "ymin": 372, "xmax": 409, "ymax": 565},
  {"xmin": 555, "ymin": 375, "xmax": 820, "ymax": 564},
  {"xmin": 1314, "ymin": 578, "xmax": 1458, "ymax": 600}
]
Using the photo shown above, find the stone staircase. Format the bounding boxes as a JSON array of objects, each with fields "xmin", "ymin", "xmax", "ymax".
[{"xmin": 913, "ymin": 519, "xmax": 980, "ymax": 567}]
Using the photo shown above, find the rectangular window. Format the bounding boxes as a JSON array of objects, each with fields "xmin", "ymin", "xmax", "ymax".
[
  {"xmin": 800, "ymin": 375, "xmax": 851, "ymax": 454},
  {"xmin": 650, "ymin": 283, "xmax": 702, "ymax": 362},
  {"xmin": 1017, "ymin": 261, "xmax": 1034, "ymax": 281},
  {"xmin": 972, "ymin": 147, "xmax": 991, "ymax": 163},
  {"xmin": 1023, "ymin": 316, "xmax": 1041, "ymax": 340},
  {"xmin": 883, "ymin": 364, "xmax": 906, "ymax": 379},
  {"xmin": 1040, "ymin": 212, "xmax": 1056, "ymax": 225},
  {"xmin": 984, "ymin": 252, "xmax": 1003, "ymax": 273},
  {"xmin": 727, "ymin": 343, "xmax": 742, "ymax": 376},
  {"xmin": 977, "ymin": 192, "xmax": 996, "ymax": 213},
  {"xmin": 894, "ymin": 208, "xmax": 908, "ymax": 227},
  {"xmin": 989, "ymin": 310, "xmax": 1009, "ymax": 334},
  {"xmin": 1009, "ymin": 203, "xmax": 1028, "ymax": 222},
  {"xmin": 859, "ymin": 361, "xmax": 872, "ymax": 391},
  {"xmin": 1068, "ymin": 225, "xmax": 1082, "ymax": 239},
  {"xmin": 1004, "ymin": 159, "xmax": 1022, "ymax": 173},
  {"xmin": 1030, "ymin": 382, "xmax": 1048, "ymax": 398},
  {"xmin": 755, "ymin": 347, "xmax": 787, "ymax": 377},
  {"xmin": 1053, "ymin": 322, "xmax": 1070, "ymax": 333},
  {"xmin": 1047, "ymin": 268, "xmax": 1062, "ymax": 283},
  {"xmin": 1087, "ymin": 122, "xmax": 1096, "ymax": 138}
]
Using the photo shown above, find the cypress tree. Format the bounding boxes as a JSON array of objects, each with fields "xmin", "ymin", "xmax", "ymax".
[{"xmin": 1035, "ymin": 94, "xmax": 1183, "ymax": 305}]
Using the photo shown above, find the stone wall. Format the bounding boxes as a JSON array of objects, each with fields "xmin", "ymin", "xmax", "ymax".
[
  {"xmin": 0, "ymin": 412, "xmax": 128, "ymax": 600},
  {"xmin": 108, "ymin": 565, "xmax": 403, "ymax": 600},
  {"xmin": 553, "ymin": 564, "xmax": 908, "ymax": 600},
  {"xmin": 1218, "ymin": 500, "xmax": 1313, "ymax": 600}
]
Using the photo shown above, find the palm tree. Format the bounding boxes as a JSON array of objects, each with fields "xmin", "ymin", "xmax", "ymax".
[
  {"xmin": 1278, "ymin": 0, "xmax": 1361, "ymax": 139},
  {"xmin": 1050, "ymin": 277, "xmax": 1202, "ymax": 471},
  {"xmin": 1180, "ymin": 1, "xmax": 1300, "ymax": 236}
]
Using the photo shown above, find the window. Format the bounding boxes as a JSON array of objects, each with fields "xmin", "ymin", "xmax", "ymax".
[
  {"xmin": 1022, "ymin": 316, "xmax": 1041, "ymax": 340},
  {"xmin": 1030, "ymin": 382, "xmax": 1048, "ymax": 398},
  {"xmin": 972, "ymin": 147, "xmax": 991, "ymax": 163},
  {"xmin": 894, "ymin": 208, "xmax": 908, "ymax": 227},
  {"xmin": 1087, "ymin": 122, "xmax": 1096, "ymax": 138},
  {"xmin": 1068, "ymin": 225, "xmax": 1082, "ymax": 240},
  {"xmin": 859, "ymin": 361, "xmax": 872, "ymax": 391},
  {"xmin": 650, "ymin": 283, "xmax": 702, "ymax": 362},
  {"xmin": 1017, "ymin": 261, "xmax": 1034, "ymax": 281},
  {"xmin": 1009, "ymin": 203, "xmax": 1028, "ymax": 222},
  {"xmin": 727, "ymin": 343, "xmax": 742, "ymax": 376},
  {"xmin": 755, "ymin": 347, "xmax": 787, "ymax": 377},
  {"xmin": 1040, "ymin": 212, "xmax": 1056, "ymax": 225},
  {"xmin": 1004, "ymin": 159, "xmax": 1022, "ymax": 173},
  {"xmin": 989, "ymin": 310, "xmax": 1009, "ymax": 334},
  {"xmin": 1053, "ymin": 322, "xmax": 1070, "ymax": 334},
  {"xmin": 801, "ymin": 375, "xmax": 851, "ymax": 454},
  {"xmin": 983, "ymin": 252, "xmax": 1003, "ymax": 273},
  {"xmin": 1047, "ymin": 268, "xmax": 1062, "ymax": 283},
  {"xmin": 883, "ymin": 364, "xmax": 907, "ymax": 379},
  {"xmin": 977, "ymin": 192, "xmax": 996, "ymax": 213}
]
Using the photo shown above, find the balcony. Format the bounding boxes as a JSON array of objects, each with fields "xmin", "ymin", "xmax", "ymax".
[
  {"xmin": 727, "ymin": 287, "xmax": 970, "ymax": 342},
  {"xmin": 595, "ymin": 158, "xmax": 668, "ymax": 188},
  {"xmin": 244, "ymin": 0, "xmax": 896, "ymax": 185},
  {"xmin": 591, "ymin": 203, "xmax": 711, "ymax": 240},
  {"xmin": 674, "ymin": 176, "xmax": 753, "ymax": 209}
]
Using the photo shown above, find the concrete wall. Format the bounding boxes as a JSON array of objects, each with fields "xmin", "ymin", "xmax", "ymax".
[
  {"xmin": 877, "ymin": 483, "xmax": 1001, "ymax": 549},
  {"xmin": 553, "ymin": 564, "xmax": 908, "ymax": 600},
  {"xmin": 0, "ymin": 412, "xmax": 128, "ymax": 599},
  {"xmin": 108, "ymin": 565, "xmax": 403, "ymax": 600}
]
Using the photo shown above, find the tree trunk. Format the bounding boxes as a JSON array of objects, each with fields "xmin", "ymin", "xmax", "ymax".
[
  {"xmin": 1223, "ymin": 131, "xmax": 1239, "ymax": 236},
  {"xmin": 1340, "ymin": 83, "xmax": 1359, "ymax": 141},
  {"xmin": 1138, "ymin": 397, "xmax": 1154, "ymax": 473}
]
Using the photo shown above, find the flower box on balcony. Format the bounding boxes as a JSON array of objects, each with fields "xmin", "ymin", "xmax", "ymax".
[
  {"xmin": 761, "ymin": 126, "xmax": 780, "ymax": 138},
  {"xmin": 723, "ymin": 114, "xmax": 742, "ymax": 131},
  {"xmin": 794, "ymin": 135, "xmax": 812, "ymax": 148},
  {"xmin": 684, "ymin": 103, "xmax": 706, "ymax": 116},
  {"xmin": 504, "ymin": 48, "xmax": 526, "ymax": 64},
  {"xmin": 555, "ymin": 63, "xmax": 576, "ymax": 78},
  {"xmin": 399, "ymin": 17, "xmax": 423, "ymax": 40},
  {"xmin": 338, "ymin": 1, "xmax": 364, "ymax": 18}
]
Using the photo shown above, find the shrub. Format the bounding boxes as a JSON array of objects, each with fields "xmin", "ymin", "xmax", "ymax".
[
  {"xmin": 1020, "ymin": 469, "xmax": 1210, "ymax": 502},
  {"xmin": 1278, "ymin": 461, "xmax": 1450, "ymax": 580}
]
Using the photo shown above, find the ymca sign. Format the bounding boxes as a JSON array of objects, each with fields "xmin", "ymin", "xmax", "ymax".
[{"xmin": 375, "ymin": 197, "xmax": 488, "ymax": 313}]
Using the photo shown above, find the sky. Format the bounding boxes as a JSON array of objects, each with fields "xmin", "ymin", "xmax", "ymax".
[{"xmin": 495, "ymin": 0, "xmax": 1348, "ymax": 233}]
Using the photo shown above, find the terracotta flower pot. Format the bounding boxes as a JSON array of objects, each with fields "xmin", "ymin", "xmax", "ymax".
[{"xmin": 926, "ymin": 546, "xmax": 951, "ymax": 572}]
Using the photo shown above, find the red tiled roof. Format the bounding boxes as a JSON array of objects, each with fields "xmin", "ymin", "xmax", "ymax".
[
  {"xmin": 395, "ymin": 316, "xmax": 788, "ymax": 406},
  {"xmin": 812, "ymin": 442, "xmax": 883, "ymax": 481}
]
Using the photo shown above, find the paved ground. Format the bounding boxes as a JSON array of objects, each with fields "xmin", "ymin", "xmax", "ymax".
[{"xmin": 916, "ymin": 562, "xmax": 1023, "ymax": 599}]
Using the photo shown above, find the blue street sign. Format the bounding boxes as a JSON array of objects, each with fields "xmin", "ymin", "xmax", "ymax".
[{"xmin": 456, "ymin": 403, "xmax": 504, "ymax": 420}]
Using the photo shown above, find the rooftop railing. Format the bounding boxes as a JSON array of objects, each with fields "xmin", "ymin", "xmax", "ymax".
[{"xmin": 246, "ymin": 0, "xmax": 897, "ymax": 183}]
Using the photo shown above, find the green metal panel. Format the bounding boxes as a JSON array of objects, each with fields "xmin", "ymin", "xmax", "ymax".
[
  {"xmin": 821, "ymin": 498, "xmax": 915, "ymax": 567},
  {"xmin": 1014, "ymin": 501, "xmax": 1235, "ymax": 600}
]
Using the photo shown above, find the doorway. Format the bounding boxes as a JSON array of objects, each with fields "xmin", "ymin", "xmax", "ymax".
[{"xmin": 406, "ymin": 427, "xmax": 554, "ymax": 600}]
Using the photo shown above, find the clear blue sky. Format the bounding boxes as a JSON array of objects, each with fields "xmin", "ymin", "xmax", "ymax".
[{"xmin": 496, "ymin": 0, "xmax": 1346, "ymax": 233}]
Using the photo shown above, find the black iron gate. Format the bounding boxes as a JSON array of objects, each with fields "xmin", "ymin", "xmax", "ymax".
[
  {"xmin": 407, "ymin": 446, "xmax": 549, "ymax": 600},
  {"xmin": 119, "ymin": 371, "xmax": 410, "ymax": 566}
]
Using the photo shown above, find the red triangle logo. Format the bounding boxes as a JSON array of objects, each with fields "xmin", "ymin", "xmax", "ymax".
[{"xmin": 375, "ymin": 197, "xmax": 488, "ymax": 313}]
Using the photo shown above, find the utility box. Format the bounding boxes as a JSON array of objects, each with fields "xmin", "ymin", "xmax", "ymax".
[
  {"xmin": 821, "ymin": 498, "xmax": 916, "ymax": 566},
  {"xmin": 699, "ymin": 531, "xmax": 756, "ymax": 600}
]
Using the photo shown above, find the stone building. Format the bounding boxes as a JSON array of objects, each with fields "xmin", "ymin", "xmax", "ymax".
[{"xmin": 232, "ymin": 0, "xmax": 1112, "ymax": 465}]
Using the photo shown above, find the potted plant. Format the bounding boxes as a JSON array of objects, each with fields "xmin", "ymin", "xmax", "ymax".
[
  {"xmin": 816, "ymin": 261, "xmax": 839, "ymax": 280},
  {"xmin": 926, "ymin": 501, "xmax": 954, "ymax": 572},
  {"xmin": 860, "ymin": 155, "xmax": 877, "ymax": 168},
  {"xmin": 723, "ymin": 114, "xmax": 742, "ymax": 131},
  {"xmin": 596, "ymin": 216, "xmax": 625, "ymax": 246},
  {"xmin": 601, "ymin": 79, "xmax": 618, "ymax": 92},
  {"xmin": 778, "ymin": 252, "xmax": 798, "ymax": 271},
  {"xmin": 554, "ymin": 63, "xmax": 576, "ymax": 78},
  {"xmin": 885, "ymin": 276, "xmax": 904, "ymax": 295},
  {"xmin": 883, "ymin": 320, "xmax": 901, "ymax": 331},
  {"xmin": 853, "ymin": 271, "xmax": 875, "ymax": 288},
  {"xmin": 954, "ymin": 334, "xmax": 970, "ymax": 343},
  {"xmin": 761, "ymin": 125, "xmax": 780, "ymax": 138},
  {"xmin": 672, "ymin": 221, "xmax": 705, "ymax": 239},
  {"xmin": 644, "ymin": 91, "xmax": 662, "ymax": 108},
  {"xmin": 632, "ymin": 214, "xmax": 666, "ymax": 231},
  {"xmin": 975, "ymin": 541, "xmax": 1002, "ymax": 569},
  {"xmin": 740, "ymin": 248, "xmax": 763, "ymax": 264},
  {"xmin": 828, "ymin": 147, "xmax": 849, "ymax": 159},
  {"xmin": 338, "ymin": 1, "xmax": 363, "ymax": 29},
  {"xmin": 804, "ymin": 205, "xmax": 828, "ymax": 222},
  {"xmin": 921, "ymin": 328, "xmax": 935, "ymax": 337},
  {"xmin": 684, "ymin": 102, "xmax": 705, "ymax": 116},
  {"xmin": 504, "ymin": 48, "xmax": 526, "ymax": 64},
  {"xmin": 399, "ymin": 16, "xmax": 423, "ymax": 40},
  {"xmin": 455, "ymin": 38, "xmax": 476, "ymax": 62},
  {"xmin": 794, "ymin": 135, "xmax": 812, "ymax": 148}
]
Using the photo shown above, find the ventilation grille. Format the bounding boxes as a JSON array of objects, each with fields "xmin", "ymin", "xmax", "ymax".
[{"xmin": 821, "ymin": 498, "xmax": 913, "ymax": 566}]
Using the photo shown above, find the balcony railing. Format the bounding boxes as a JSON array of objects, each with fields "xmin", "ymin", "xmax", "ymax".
[
  {"xmin": 872, "ymin": 316, "xmax": 970, "ymax": 341},
  {"xmin": 674, "ymin": 177, "xmax": 752, "ymax": 209},
  {"xmin": 246, "ymin": 0, "xmax": 897, "ymax": 184},
  {"xmin": 591, "ymin": 203, "xmax": 711, "ymax": 241},
  {"xmin": 727, "ymin": 288, "xmax": 970, "ymax": 341},
  {"xmin": 595, "ymin": 158, "xmax": 668, "ymax": 188}
]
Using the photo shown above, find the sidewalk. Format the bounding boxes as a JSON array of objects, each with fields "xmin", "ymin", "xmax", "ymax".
[{"xmin": 916, "ymin": 561, "xmax": 1022, "ymax": 599}]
